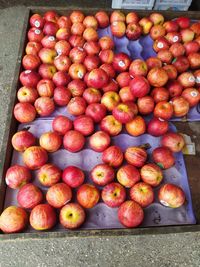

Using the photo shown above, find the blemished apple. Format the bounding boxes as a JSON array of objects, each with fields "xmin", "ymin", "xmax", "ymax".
[
  {"xmin": 112, "ymin": 103, "xmax": 135, "ymax": 124},
  {"xmin": 44, "ymin": 10, "xmax": 59, "ymax": 22},
  {"xmin": 116, "ymin": 164, "xmax": 140, "ymax": 188},
  {"xmin": 63, "ymin": 130, "xmax": 85, "ymax": 152},
  {"xmin": 125, "ymin": 116, "xmax": 146, "ymax": 137},
  {"xmin": 146, "ymin": 57, "xmax": 162, "ymax": 70},
  {"xmin": 101, "ymin": 91, "xmax": 120, "ymax": 111},
  {"xmin": 110, "ymin": 21, "xmax": 126, "ymax": 38},
  {"xmin": 11, "ymin": 130, "xmax": 36, "ymax": 152},
  {"xmin": 147, "ymin": 117, "xmax": 169, "ymax": 137},
  {"xmin": 119, "ymin": 86, "xmax": 135, "ymax": 103},
  {"xmin": 38, "ymin": 163, "xmax": 61, "ymax": 187},
  {"xmin": 100, "ymin": 115, "xmax": 122, "ymax": 136},
  {"xmin": 158, "ymin": 183, "xmax": 186, "ymax": 208},
  {"xmin": 125, "ymin": 146, "xmax": 147, "ymax": 168},
  {"xmin": 85, "ymin": 103, "xmax": 107, "ymax": 123},
  {"xmin": 5, "ymin": 165, "xmax": 31, "ymax": 189},
  {"xmin": 166, "ymin": 80, "xmax": 183, "ymax": 98},
  {"xmin": 118, "ymin": 200, "xmax": 144, "ymax": 228},
  {"xmin": 22, "ymin": 54, "xmax": 41, "ymax": 70},
  {"xmin": 116, "ymin": 72, "xmax": 131, "ymax": 88},
  {"xmin": 62, "ymin": 166, "xmax": 85, "ymax": 188},
  {"xmin": 95, "ymin": 11, "xmax": 109, "ymax": 28},
  {"xmin": 130, "ymin": 76, "xmax": 150, "ymax": 98},
  {"xmin": 23, "ymin": 146, "xmax": 48, "ymax": 170},
  {"xmin": 30, "ymin": 204, "xmax": 57, "ymax": 230},
  {"xmin": 152, "ymin": 146, "xmax": 175, "ymax": 169},
  {"xmin": 151, "ymin": 87, "xmax": 169, "ymax": 103},
  {"xmin": 73, "ymin": 115, "xmax": 94, "ymax": 136},
  {"xmin": 52, "ymin": 115, "xmax": 73, "ymax": 135},
  {"xmin": 53, "ymin": 86, "xmax": 72, "ymax": 106},
  {"xmin": 46, "ymin": 183, "xmax": 72, "ymax": 208},
  {"xmin": 102, "ymin": 146, "xmax": 123, "ymax": 168},
  {"xmin": 137, "ymin": 96, "xmax": 155, "ymax": 115},
  {"xmin": 77, "ymin": 184, "xmax": 100, "ymax": 209},
  {"xmin": 67, "ymin": 97, "xmax": 87, "ymax": 116},
  {"xmin": 17, "ymin": 86, "xmax": 38, "ymax": 103},
  {"xmin": 89, "ymin": 131, "xmax": 110, "ymax": 152},
  {"xmin": 34, "ymin": 96, "xmax": 55, "ymax": 117},
  {"xmin": 154, "ymin": 101, "xmax": 174, "ymax": 120},
  {"xmin": 112, "ymin": 52, "xmax": 131, "ymax": 72},
  {"xmin": 59, "ymin": 203, "xmax": 86, "ymax": 229},
  {"xmin": 161, "ymin": 132, "xmax": 185, "ymax": 153},
  {"xmin": 101, "ymin": 182, "xmax": 126, "ymax": 208},
  {"xmin": 67, "ymin": 79, "xmax": 86, "ymax": 97},
  {"xmin": 83, "ymin": 87, "xmax": 101, "ymax": 104},
  {"xmin": 140, "ymin": 163, "xmax": 163, "ymax": 187},
  {"xmin": 91, "ymin": 164, "xmax": 115, "ymax": 186},
  {"xmin": 39, "ymin": 131, "xmax": 62, "ymax": 152},
  {"xmin": 17, "ymin": 183, "xmax": 43, "ymax": 209},
  {"xmin": 14, "ymin": 102, "xmax": 36, "ymax": 123},
  {"xmin": 130, "ymin": 182, "xmax": 154, "ymax": 208},
  {"xmin": 147, "ymin": 67, "xmax": 168, "ymax": 87},
  {"xmin": 0, "ymin": 206, "xmax": 28, "ymax": 233},
  {"xmin": 182, "ymin": 88, "xmax": 200, "ymax": 107},
  {"xmin": 37, "ymin": 79, "xmax": 55, "ymax": 97},
  {"xmin": 126, "ymin": 23, "xmax": 142, "ymax": 40},
  {"xmin": 171, "ymin": 96, "xmax": 190, "ymax": 117}
]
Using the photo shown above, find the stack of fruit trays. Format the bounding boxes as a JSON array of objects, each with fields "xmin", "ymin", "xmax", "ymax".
[{"xmin": 0, "ymin": 10, "xmax": 199, "ymax": 233}]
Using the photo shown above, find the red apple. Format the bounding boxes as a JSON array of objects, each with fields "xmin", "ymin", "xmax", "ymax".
[
  {"xmin": 41, "ymin": 35, "xmax": 56, "ymax": 49},
  {"xmin": 100, "ymin": 63, "xmax": 116, "ymax": 78},
  {"xmin": 28, "ymin": 27, "xmax": 44, "ymax": 42},
  {"xmin": 70, "ymin": 10, "xmax": 85, "ymax": 24},
  {"xmin": 34, "ymin": 96, "xmax": 55, "ymax": 116},
  {"xmin": 73, "ymin": 115, "xmax": 94, "ymax": 136},
  {"xmin": 20, "ymin": 70, "xmax": 40, "ymax": 88},
  {"xmin": 39, "ymin": 131, "xmax": 62, "ymax": 152},
  {"xmin": 181, "ymin": 28, "xmax": 195, "ymax": 43},
  {"xmin": 85, "ymin": 103, "xmax": 107, "ymax": 123},
  {"xmin": 177, "ymin": 72, "xmax": 195, "ymax": 88},
  {"xmin": 112, "ymin": 103, "xmax": 135, "ymax": 123},
  {"xmin": 141, "ymin": 163, "xmax": 163, "ymax": 187},
  {"xmin": 43, "ymin": 21, "xmax": 58, "ymax": 36},
  {"xmin": 176, "ymin": 17, "xmax": 190, "ymax": 29},
  {"xmin": 130, "ymin": 182, "xmax": 154, "ymax": 207},
  {"xmin": 153, "ymin": 36, "xmax": 170, "ymax": 52},
  {"xmin": 117, "ymin": 164, "xmax": 140, "ymax": 188},
  {"xmin": 83, "ymin": 27, "xmax": 98, "ymax": 42},
  {"xmin": 157, "ymin": 49, "xmax": 173, "ymax": 64},
  {"xmin": 69, "ymin": 63, "xmax": 86, "ymax": 80},
  {"xmin": 95, "ymin": 11, "xmax": 109, "ymax": 28},
  {"xmin": 89, "ymin": 131, "xmax": 110, "ymax": 152},
  {"xmin": 194, "ymin": 69, "xmax": 200, "ymax": 87},
  {"xmin": 84, "ymin": 55, "xmax": 100, "ymax": 71},
  {"xmin": 38, "ymin": 63, "xmax": 57, "ymax": 79},
  {"xmin": 129, "ymin": 59, "xmax": 148, "ymax": 77},
  {"xmin": 83, "ymin": 15, "xmax": 98, "ymax": 29},
  {"xmin": 14, "ymin": 102, "xmax": 36, "ymax": 123},
  {"xmin": 53, "ymin": 86, "xmax": 71, "ymax": 106},
  {"xmin": 163, "ymin": 20, "xmax": 179, "ymax": 32},
  {"xmin": 101, "ymin": 91, "xmax": 120, "ymax": 111},
  {"xmin": 130, "ymin": 76, "xmax": 150, "ymax": 98},
  {"xmin": 125, "ymin": 146, "xmax": 147, "ymax": 168},
  {"xmin": 102, "ymin": 182, "xmax": 126, "ymax": 208},
  {"xmin": 82, "ymin": 87, "xmax": 101, "ymax": 104},
  {"xmin": 147, "ymin": 117, "xmax": 169, "ymax": 137},
  {"xmin": 46, "ymin": 183, "xmax": 72, "ymax": 208},
  {"xmin": 52, "ymin": 71, "xmax": 70, "ymax": 87},
  {"xmin": 57, "ymin": 16, "xmax": 72, "ymax": 28},
  {"xmin": 119, "ymin": 86, "xmax": 135, "ymax": 103},
  {"xmin": 139, "ymin": 17, "xmax": 153, "ymax": 35},
  {"xmin": 182, "ymin": 88, "xmax": 200, "ymax": 107},
  {"xmin": 67, "ymin": 96, "xmax": 86, "ymax": 116},
  {"xmin": 151, "ymin": 87, "xmax": 169, "ymax": 103},
  {"xmin": 161, "ymin": 132, "xmax": 185, "ymax": 153},
  {"xmin": 126, "ymin": 23, "xmax": 142, "ymax": 40},
  {"xmin": 126, "ymin": 12, "xmax": 139, "ymax": 24},
  {"xmin": 111, "ymin": 21, "xmax": 126, "ymax": 38},
  {"xmin": 99, "ymin": 36, "xmax": 114, "ymax": 50},
  {"xmin": 87, "ymin": 68, "xmax": 109, "ymax": 89},
  {"xmin": 191, "ymin": 22, "xmax": 200, "ymax": 37},
  {"xmin": 23, "ymin": 146, "xmax": 48, "ymax": 170},
  {"xmin": 158, "ymin": 183, "xmax": 185, "ymax": 208},
  {"xmin": 25, "ymin": 41, "xmax": 42, "ymax": 56},
  {"xmin": 149, "ymin": 12, "xmax": 164, "ymax": 25},
  {"xmin": 22, "ymin": 54, "xmax": 40, "ymax": 70},
  {"xmin": 150, "ymin": 25, "xmax": 166, "ymax": 40},
  {"xmin": 83, "ymin": 41, "xmax": 100, "ymax": 55},
  {"xmin": 146, "ymin": 57, "xmax": 162, "ymax": 70},
  {"xmin": 69, "ymin": 34, "xmax": 85, "ymax": 48},
  {"xmin": 62, "ymin": 166, "xmax": 85, "ymax": 188},
  {"xmin": 154, "ymin": 101, "xmax": 174, "ymax": 120},
  {"xmin": 67, "ymin": 79, "xmax": 86, "ymax": 97},
  {"xmin": 38, "ymin": 48, "xmax": 57, "ymax": 64},
  {"xmin": 153, "ymin": 146, "xmax": 175, "ymax": 169},
  {"xmin": 52, "ymin": 115, "xmax": 73, "ymax": 135},
  {"xmin": 5, "ymin": 165, "xmax": 31, "ymax": 189},
  {"xmin": 113, "ymin": 53, "xmax": 131, "ymax": 72},
  {"xmin": 54, "ymin": 55, "xmax": 71, "ymax": 71},
  {"xmin": 162, "ymin": 64, "xmax": 178, "ymax": 80},
  {"xmin": 137, "ymin": 96, "xmax": 154, "ymax": 115},
  {"xmin": 91, "ymin": 164, "xmax": 115, "ymax": 186},
  {"xmin": 71, "ymin": 22, "xmax": 85, "ymax": 36},
  {"xmin": 37, "ymin": 79, "xmax": 55, "ymax": 97},
  {"xmin": 12, "ymin": 130, "xmax": 36, "ymax": 152},
  {"xmin": 17, "ymin": 183, "xmax": 43, "ymax": 209},
  {"xmin": 166, "ymin": 80, "xmax": 183, "ymax": 98},
  {"xmin": 44, "ymin": 10, "xmax": 59, "ymax": 23},
  {"xmin": 55, "ymin": 40, "xmax": 71, "ymax": 56},
  {"xmin": 125, "ymin": 116, "xmax": 146, "ymax": 137},
  {"xmin": 110, "ymin": 10, "xmax": 125, "ymax": 23},
  {"xmin": 102, "ymin": 146, "xmax": 123, "ymax": 168},
  {"xmin": 184, "ymin": 41, "xmax": 199, "ymax": 55},
  {"xmin": 99, "ymin": 49, "xmax": 114, "ymax": 64},
  {"xmin": 116, "ymin": 72, "xmax": 131, "ymax": 88},
  {"xmin": 169, "ymin": 43, "xmax": 185, "ymax": 57},
  {"xmin": 102, "ymin": 79, "xmax": 119, "ymax": 93},
  {"xmin": 172, "ymin": 56, "xmax": 190, "ymax": 73},
  {"xmin": 69, "ymin": 47, "xmax": 86, "ymax": 64},
  {"xmin": 171, "ymin": 96, "xmax": 190, "ymax": 117},
  {"xmin": 63, "ymin": 130, "xmax": 85, "ymax": 152},
  {"xmin": 188, "ymin": 52, "xmax": 200, "ymax": 69},
  {"xmin": 30, "ymin": 13, "xmax": 44, "ymax": 28},
  {"xmin": 165, "ymin": 32, "xmax": 182, "ymax": 44},
  {"xmin": 100, "ymin": 115, "xmax": 122, "ymax": 136},
  {"xmin": 77, "ymin": 184, "xmax": 100, "ymax": 208},
  {"xmin": 147, "ymin": 67, "xmax": 168, "ymax": 87},
  {"xmin": 38, "ymin": 163, "xmax": 61, "ymax": 186}
]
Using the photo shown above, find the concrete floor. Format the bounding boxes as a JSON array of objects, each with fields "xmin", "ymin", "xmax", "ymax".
[{"xmin": 1, "ymin": 4, "xmax": 200, "ymax": 267}]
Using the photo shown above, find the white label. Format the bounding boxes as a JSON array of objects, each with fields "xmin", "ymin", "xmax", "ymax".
[
  {"xmin": 160, "ymin": 200, "xmax": 170, "ymax": 207},
  {"xmin": 195, "ymin": 76, "xmax": 200, "ymax": 84},
  {"xmin": 34, "ymin": 20, "xmax": 40, "ymax": 28},
  {"xmin": 188, "ymin": 76, "xmax": 195, "ymax": 82},
  {"xmin": 172, "ymin": 36, "xmax": 179, "ymax": 42},
  {"xmin": 5, "ymin": 177, "xmax": 9, "ymax": 186},
  {"xmin": 25, "ymin": 70, "xmax": 31, "ymax": 74},
  {"xmin": 157, "ymin": 42, "xmax": 164, "ymax": 49},
  {"xmin": 56, "ymin": 49, "xmax": 62, "ymax": 55},
  {"xmin": 169, "ymin": 100, "xmax": 173, "ymax": 104},
  {"xmin": 78, "ymin": 71, "xmax": 83, "ymax": 79},
  {"xmin": 48, "ymin": 36, "xmax": 55, "ymax": 41},
  {"xmin": 190, "ymin": 91, "xmax": 198, "ymax": 97},
  {"xmin": 78, "ymin": 47, "xmax": 84, "ymax": 51},
  {"xmin": 112, "ymin": 22, "xmax": 118, "ymax": 26},
  {"xmin": 35, "ymin": 29, "xmax": 41, "ymax": 35},
  {"xmin": 158, "ymin": 117, "xmax": 165, "ymax": 122},
  {"xmin": 118, "ymin": 61, "xmax": 125, "ymax": 67}
]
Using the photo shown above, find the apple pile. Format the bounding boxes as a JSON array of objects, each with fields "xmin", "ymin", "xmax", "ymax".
[{"xmin": 1, "ymin": 10, "xmax": 197, "ymax": 233}]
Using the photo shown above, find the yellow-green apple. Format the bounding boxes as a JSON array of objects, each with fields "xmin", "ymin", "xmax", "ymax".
[
  {"xmin": 149, "ymin": 12, "xmax": 164, "ymax": 25},
  {"xmin": 85, "ymin": 103, "xmax": 107, "ymax": 123},
  {"xmin": 34, "ymin": 96, "xmax": 55, "ymax": 116},
  {"xmin": 95, "ymin": 11, "xmax": 109, "ymax": 28},
  {"xmin": 110, "ymin": 21, "xmax": 126, "ymax": 38},
  {"xmin": 100, "ymin": 115, "xmax": 122, "ymax": 136},
  {"xmin": 89, "ymin": 131, "xmax": 110, "ymax": 152},
  {"xmin": 41, "ymin": 35, "xmax": 56, "ymax": 49},
  {"xmin": 77, "ymin": 184, "xmax": 100, "ymax": 208},
  {"xmin": 23, "ymin": 146, "xmax": 48, "ymax": 170},
  {"xmin": 38, "ymin": 63, "xmax": 57, "ymax": 79},
  {"xmin": 53, "ymin": 86, "xmax": 71, "ymax": 106},
  {"xmin": 0, "ymin": 206, "xmax": 28, "ymax": 233},
  {"xmin": 69, "ymin": 34, "xmax": 85, "ymax": 47},
  {"xmin": 157, "ymin": 49, "xmax": 173, "ymax": 64},
  {"xmin": 84, "ymin": 55, "xmax": 100, "ymax": 71},
  {"xmin": 126, "ymin": 12, "xmax": 139, "ymax": 24},
  {"xmin": 130, "ymin": 76, "xmax": 150, "ymax": 97},
  {"xmin": 83, "ymin": 87, "xmax": 101, "ymax": 104},
  {"xmin": 112, "ymin": 103, "xmax": 135, "ymax": 123},
  {"xmin": 20, "ymin": 70, "xmax": 40, "ymax": 87},
  {"xmin": 147, "ymin": 117, "xmax": 169, "ymax": 137},
  {"xmin": 54, "ymin": 55, "xmax": 71, "ymax": 71},
  {"xmin": 37, "ymin": 79, "xmax": 55, "ymax": 97},
  {"xmin": 14, "ymin": 102, "xmax": 36, "ymax": 123},
  {"xmin": 44, "ymin": 10, "xmax": 59, "ymax": 23},
  {"xmin": 28, "ymin": 27, "xmax": 44, "ymax": 42},
  {"xmin": 116, "ymin": 72, "xmax": 131, "ymax": 88},
  {"xmin": 165, "ymin": 32, "xmax": 182, "ymax": 44},
  {"xmin": 43, "ymin": 21, "xmax": 58, "ymax": 36},
  {"xmin": 12, "ymin": 130, "xmax": 36, "ymax": 152},
  {"xmin": 101, "ymin": 182, "xmax": 126, "ymax": 207},
  {"xmin": 69, "ymin": 63, "xmax": 86, "ymax": 79},
  {"xmin": 176, "ymin": 17, "xmax": 190, "ymax": 29},
  {"xmin": 46, "ymin": 183, "xmax": 72, "ymax": 208},
  {"xmin": 166, "ymin": 80, "xmax": 183, "ymax": 98},
  {"xmin": 158, "ymin": 183, "xmax": 185, "ymax": 208},
  {"xmin": 71, "ymin": 22, "xmax": 85, "ymax": 36},
  {"xmin": 163, "ymin": 64, "xmax": 178, "ymax": 80},
  {"xmin": 38, "ymin": 48, "xmax": 56, "ymax": 64},
  {"xmin": 62, "ymin": 166, "xmax": 85, "ymax": 188},
  {"xmin": 5, "ymin": 165, "xmax": 31, "ymax": 189},
  {"xmin": 83, "ymin": 41, "xmax": 100, "ymax": 55},
  {"xmin": 137, "ymin": 96, "xmax": 155, "ymax": 115},
  {"xmin": 169, "ymin": 43, "xmax": 186, "ymax": 57},
  {"xmin": 39, "ymin": 131, "xmax": 62, "ymax": 152},
  {"xmin": 55, "ymin": 40, "xmax": 71, "ymax": 56},
  {"xmin": 118, "ymin": 200, "xmax": 144, "ymax": 228},
  {"xmin": 151, "ymin": 87, "xmax": 169, "ymax": 103},
  {"xmin": 30, "ymin": 204, "xmax": 57, "ymax": 230},
  {"xmin": 25, "ymin": 41, "xmax": 42, "ymax": 56},
  {"xmin": 87, "ymin": 68, "xmax": 109, "ymax": 88},
  {"xmin": 102, "ymin": 145, "xmax": 123, "ymax": 168},
  {"xmin": 153, "ymin": 146, "xmax": 175, "ymax": 169},
  {"xmin": 180, "ymin": 28, "xmax": 195, "ymax": 43},
  {"xmin": 30, "ymin": 13, "xmax": 44, "ymax": 28},
  {"xmin": 147, "ymin": 67, "xmax": 168, "ymax": 87},
  {"xmin": 63, "ymin": 130, "xmax": 85, "ymax": 152},
  {"xmin": 161, "ymin": 132, "xmax": 185, "ymax": 152},
  {"xmin": 83, "ymin": 15, "xmax": 98, "ymax": 29},
  {"xmin": 139, "ymin": 17, "xmax": 153, "ymax": 34},
  {"xmin": 182, "ymin": 88, "xmax": 200, "ymax": 107},
  {"xmin": 67, "ymin": 96, "xmax": 87, "ymax": 116},
  {"xmin": 125, "ymin": 116, "xmax": 146, "ymax": 137},
  {"xmin": 154, "ymin": 101, "xmax": 174, "ymax": 120},
  {"xmin": 110, "ymin": 10, "xmax": 125, "ymax": 23},
  {"xmin": 100, "ymin": 63, "xmax": 116, "ymax": 78},
  {"xmin": 188, "ymin": 52, "xmax": 200, "ymax": 69},
  {"xmin": 52, "ymin": 115, "xmax": 73, "ymax": 135},
  {"xmin": 153, "ymin": 37, "xmax": 170, "ymax": 52},
  {"xmin": 171, "ymin": 96, "xmax": 190, "ymax": 117},
  {"xmin": 113, "ymin": 52, "xmax": 131, "ymax": 72},
  {"xmin": 146, "ymin": 57, "xmax": 162, "ymax": 70},
  {"xmin": 99, "ymin": 36, "xmax": 114, "ymax": 50},
  {"xmin": 117, "ymin": 164, "xmax": 140, "ymax": 188},
  {"xmin": 83, "ymin": 27, "xmax": 98, "ymax": 42},
  {"xmin": 141, "ymin": 163, "xmax": 163, "ymax": 187},
  {"xmin": 91, "ymin": 164, "xmax": 115, "ymax": 186},
  {"xmin": 17, "ymin": 183, "xmax": 43, "ymax": 209},
  {"xmin": 22, "ymin": 54, "xmax": 40, "ymax": 70},
  {"xmin": 57, "ymin": 16, "xmax": 72, "ymax": 28},
  {"xmin": 38, "ymin": 163, "xmax": 61, "ymax": 186},
  {"xmin": 67, "ymin": 79, "xmax": 86, "ymax": 97},
  {"xmin": 73, "ymin": 115, "xmax": 94, "ymax": 136},
  {"xmin": 126, "ymin": 23, "xmax": 142, "ymax": 40},
  {"xmin": 101, "ymin": 91, "xmax": 120, "ymax": 111},
  {"xmin": 130, "ymin": 182, "xmax": 154, "ymax": 207},
  {"xmin": 119, "ymin": 86, "xmax": 135, "ymax": 103},
  {"xmin": 125, "ymin": 146, "xmax": 147, "ymax": 167},
  {"xmin": 163, "ymin": 20, "xmax": 179, "ymax": 32}
]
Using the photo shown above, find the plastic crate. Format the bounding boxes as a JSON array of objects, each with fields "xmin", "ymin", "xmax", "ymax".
[
  {"xmin": 112, "ymin": 0, "xmax": 155, "ymax": 9},
  {"xmin": 154, "ymin": 0, "xmax": 192, "ymax": 10}
]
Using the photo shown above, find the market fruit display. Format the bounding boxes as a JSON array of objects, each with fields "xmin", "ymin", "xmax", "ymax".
[{"xmin": 2, "ymin": 9, "xmax": 197, "ymax": 233}]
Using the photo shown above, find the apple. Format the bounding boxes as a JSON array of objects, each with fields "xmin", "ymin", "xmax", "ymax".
[
  {"xmin": 28, "ymin": 27, "xmax": 44, "ymax": 42},
  {"xmin": 71, "ymin": 22, "xmax": 85, "ymax": 36},
  {"xmin": 112, "ymin": 103, "xmax": 135, "ymax": 124},
  {"xmin": 69, "ymin": 47, "xmax": 86, "ymax": 64},
  {"xmin": 157, "ymin": 49, "xmax": 173, "ymax": 64},
  {"xmin": 59, "ymin": 203, "xmax": 85, "ymax": 229},
  {"xmin": 149, "ymin": 12, "xmax": 163, "ymax": 24},
  {"xmin": 91, "ymin": 164, "xmax": 115, "ymax": 186},
  {"xmin": 101, "ymin": 91, "xmax": 120, "ymax": 111},
  {"xmin": 139, "ymin": 17, "xmax": 153, "ymax": 35},
  {"xmin": 30, "ymin": 13, "xmax": 44, "ymax": 28},
  {"xmin": 53, "ymin": 86, "xmax": 71, "ymax": 106},
  {"xmin": 154, "ymin": 101, "xmax": 174, "ymax": 120},
  {"xmin": 56, "ymin": 27, "xmax": 71, "ymax": 40},
  {"xmin": 38, "ymin": 63, "xmax": 57, "ymax": 79},
  {"xmin": 172, "ymin": 56, "xmax": 190, "ymax": 73},
  {"xmin": 85, "ymin": 103, "xmax": 107, "ymax": 123},
  {"xmin": 67, "ymin": 79, "xmax": 86, "ymax": 97},
  {"xmin": 110, "ymin": 10, "xmax": 125, "ymax": 23},
  {"xmin": 169, "ymin": 43, "xmax": 185, "ymax": 57},
  {"xmin": 129, "ymin": 59, "xmax": 148, "ymax": 77},
  {"xmin": 125, "ymin": 146, "xmax": 147, "ymax": 168},
  {"xmin": 182, "ymin": 88, "xmax": 200, "ymax": 107},
  {"xmin": 137, "ymin": 96, "xmax": 154, "ymax": 115},
  {"xmin": 52, "ymin": 71, "xmax": 71, "ymax": 87},
  {"xmin": 102, "ymin": 182, "xmax": 126, "ymax": 208},
  {"xmin": 70, "ymin": 10, "xmax": 85, "ymax": 23},
  {"xmin": 68, "ymin": 63, "xmax": 86, "ymax": 80},
  {"xmin": 62, "ymin": 166, "xmax": 84, "ymax": 188},
  {"xmin": 184, "ymin": 41, "xmax": 199, "ymax": 55},
  {"xmin": 194, "ymin": 69, "xmax": 200, "ymax": 87},
  {"xmin": 126, "ymin": 12, "xmax": 139, "ymax": 24},
  {"xmin": 190, "ymin": 21, "xmax": 200, "ymax": 37},
  {"xmin": 176, "ymin": 17, "xmax": 190, "ymax": 29},
  {"xmin": 158, "ymin": 183, "xmax": 185, "ymax": 208},
  {"xmin": 38, "ymin": 163, "xmax": 61, "ymax": 186},
  {"xmin": 161, "ymin": 132, "xmax": 185, "ymax": 153},
  {"xmin": 100, "ymin": 115, "xmax": 122, "ymax": 136},
  {"xmin": 25, "ymin": 41, "xmax": 42, "ymax": 56},
  {"xmin": 46, "ymin": 183, "xmax": 72, "ymax": 208},
  {"xmin": 130, "ymin": 76, "xmax": 150, "ymax": 98},
  {"xmin": 130, "ymin": 182, "xmax": 154, "ymax": 208},
  {"xmin": 22, "ymin": 54, "xmax": 40, "ymax": 70},
  {"xmin": 37, "ymin": 79, "xmax": 55, "ymax": 97},
  {"xmin": 102, "ymin": 145, "xmax": 123, "ymax": 168},
  {"xmin": 14, "ymin": 102, "xmax": 36, "ymax": 123},
  {"xmin": 147, "ymin": 117, "xmax": 169, "ymax": 137},
  {"xmin": 166, "ymin": 80, "xmax": 183, "ymax": 98},
  {"xmin": 63, "ymin": 130, "xmax": 85, "ymax": 152},
  {"xmin": 146, "ymin": 57, "xmax": 162, "ymax": 70},
  {"xmin": 177, "ymin": 72, "xmax": 195, "ymax": 88},
  {"xmin": 126, "ymin": 23, "xmax": 142, "ymax": 40},
  {"xmin": 112, "ymin": 52, "xmax": 131, "ymax": 72},
  {"xmin": 30, "ymin": 204, "xmax": 56, "ymax": 230},
  {"xmin": 99, "ymin": 36, "xmax": 114, "ymax": 50},
  {"xmin": 73, "ymin": 115, "xmax": 94, "ymax": 136},
  {"xmin": 140, "ymin": 163, "xmax": 163, "ymax": 187},
  {"xmin": 180, "ymin": 28, "xmax": 195, "ymax": 43},
  {"xmin": 43, "ymin": 21, "xmax": 58, "ymax": 36},
  {"xmin": 95, "ymin": 11, "xmax": 109, "ymax": 28},
  {"xmin": 17, "ymin": 183, "xmax": 43, "ymax": 209},
  {"xmin": 163, "ymin": 20, "xmax": 179, "ymax": 32},
  {"xmin": 102, "ymin": 79, "xmax": 119, "ymax": 93},
  {"xmin": 0, "ymin": 206, "xmax": 28, "ymax": 233},
  {"xmin": 171, "ymin": 96, "xmax": 190, "ymax": 117},
  {"xmin": 152, "ymin": 146, "xmax": 175, "ymax": 169},
  {"xmin": 165, "ymin": 32, "xmax": 182, "ymax": 44},
  {"xmin": 34, "ymin": 96, "xmax": 55, "ymax": 116},
  {"xmin": 57, "ymin": 16, "xmax": 72, "ymax": 28},
  {"xmin": 82, "ymin": 87, "xmax": 101, "ymax": 104},
  {"xmin": 20, "ymin": 70, "xmax": 40, "ymax": 88},
  {"xmin": 67, "ymin": 96, "xmax": 86, "ymax": 116},
  {"xmin": 110, "ymin": 21, "xmax": 126, "ymax": 38},
  {"xmin": 119, "ymin": 86, "xmax": 135, "ymax": 103},
  {"xmin": 84, "ymin": 55, "xmax": 100, "ymax": 71},
  {"xmin": 5, "ymin": 165, "xmax": 31, "ymax": 189},
  {"xmin": 69, "ymin": 35, "xmax": 85, "ymax": 48},
  {"xmin": 125, "ymin": 116, "xmax": 146, "ymax": 137},
  {"xmin": 38, "ymin": 48, "xmax": 56, "ymax": 64},
  {"xmin": 83, "ymin": 27, "xmax": 98, "ymax": 42},
  {"xmin": 89, "ymin": 131, "xmax": 110, "ymax": 152},
  {"xmin": 52, "ymin": 115, "xmax": 73, "ymax": 135},
  {"xmin": 39, "ymin": 131, "xmax": 62, "ymax": 153},
  {"xmin": 83, "ymin": 15, "xmax": 98, "ymax": 29},
  {"xmin": 147, "ymin": 67, "xmax": 168, "ymax": 87},
  {"xmin": 118, "ymin": 200, "xmax": 144, "ymax": 228},
  {"xmin": 151, "ymin": 87, "xmax": 169, "ymax": 103},
  {"xmin": 188, "ymin": 52, "xmax": 200, "ymax": 69},
  {"xmin": 83, "ymin": 41, "xmax": 100, "ymax": 55},
  {"xmin": 153, "ymin": 36, "xmax": 169, "ymax": 52},
  {"xmin": 44, "ymin": 10, "xmax": 59, "ymax": 23},
  {"xmin": 54, "ymin": 55, "xmax": 71, "ymax": 71},
  {"xmin": 55, "ymin": 40, "xmax": 71, "ymax": 56},
  {"xmin": 12, "ymin": 130, "xmax": 36, "ymax": 152},
  {"xmin": 162, "ymin": 64, "xmax": 178, "ymax": 80},
  {"xmin": 23, "ymin": 146, "xmax": 48, "ymax": 170},
  {"xmin": 116, "ymin": 72, "xmax": 131, "ymax": 88},
  {"xmin": 99, "ymin": 49, "xmax": 114, "ymax": 64},
  {"xmin": 117, "ymin": 164, "xmax": 140, "ymax": 188},
  {"xmin": 150, "ymin": 25, "xmax": 166, "ymax": 40},
  {"xmin": 77, "ymin": 184, "xmax": 100, "ymax": 208},
  {"xmin": 100, "ymin": 63, "xmax": 116, "ymax": 78}
]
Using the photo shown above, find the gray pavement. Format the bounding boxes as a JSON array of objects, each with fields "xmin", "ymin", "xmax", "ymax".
[{"xmin": 0, "ymin": 5, "xmax": 200, "ymax": 267}]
